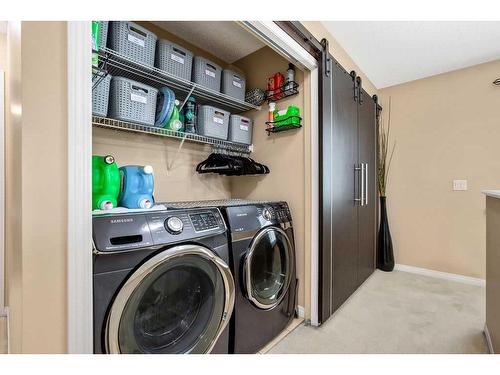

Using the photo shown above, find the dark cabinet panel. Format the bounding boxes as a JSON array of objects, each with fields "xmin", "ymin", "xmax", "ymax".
[
  {"xmin": 319, "ymin": 50, "xmax": 333, "ymax": 321},
  {"xmin": 318, "ymin": 51, "xmax": 376, "ymax": 324},
  {"xmin": 331, "ymin": 63, "xmax": 359, "ymax": 311},
  {"xmin": 357, "ymin": 89, "xmax": 377, "ymax": 286}
]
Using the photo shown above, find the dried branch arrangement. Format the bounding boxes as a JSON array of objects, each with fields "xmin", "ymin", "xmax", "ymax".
[{"xmin": 377, "ymin": 97, "xmax": 396, "ymax": 197}]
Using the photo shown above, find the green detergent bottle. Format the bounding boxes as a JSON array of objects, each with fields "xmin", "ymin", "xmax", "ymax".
[
  {"xmin": 163, "ymin": 100, "xmax": 184, "ymax": 132},
  {"xmin": 92, "ymin": 155, "xmax": 120, "ymax": 210},
  {"xmin": 91, "ymin": 21, "xmax": 100, "ymax": 67}
]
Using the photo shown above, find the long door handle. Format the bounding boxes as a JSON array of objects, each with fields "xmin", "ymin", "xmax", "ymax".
[
  {"xmin": 360, "ymin": 163, "xmax": 365, "ymax": 206},
  {"xmin": 354, "ymin": 164, "xmax": 362, "ymax": 205},
  {"xmin": 364, "ymin": 163, "xmax": 368, "ymax": 206}
]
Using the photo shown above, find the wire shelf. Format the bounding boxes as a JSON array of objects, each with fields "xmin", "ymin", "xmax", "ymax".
[
  {"xmin": 266, "ymin": 81, "xmax": 299, "ymax": 102},
  {"xmin": 92, "ymin": 116, "xmax": 252, "ymax": 154},
  {"xmin": 95, "ymin": 48, "xmax": 260, "ymax": 114},
  {"xmin": 265, "ymin": 116, "xmax": 302, "ymax": 135}
]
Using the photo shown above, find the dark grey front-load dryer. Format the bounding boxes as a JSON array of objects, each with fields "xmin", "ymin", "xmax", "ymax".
[
  {"xmin": 92, "ymin": 207, "xmax": 234, "ymax": 354},
  {"xmin": 224, "ymin": 202, "xmax": 298, "ymax": 354}
]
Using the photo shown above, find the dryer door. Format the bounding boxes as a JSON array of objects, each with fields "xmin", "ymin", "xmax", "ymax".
[
  {"xmin": 244, "ymin": 226, "xmax": 294, "ymax": 310},
  {"xmin": 105, "ymin": 245, "xmax": 234, "ymax": 354}
]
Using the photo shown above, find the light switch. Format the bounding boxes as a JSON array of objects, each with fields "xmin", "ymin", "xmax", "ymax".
[{"xmin": 453, "ymin": 180, "xmax": 468, "ymax": 191}]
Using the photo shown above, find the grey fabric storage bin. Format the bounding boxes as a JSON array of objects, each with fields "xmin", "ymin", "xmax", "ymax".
[
  {"xmin": 92, "ymin": 73, "xmax": 112, "ymax": 117},
  {"xmin": 156, "ymin": 39, "xmax": 193, "ymax": 81},
  {"xmin": 99, "ymin": 21, "xmax": 109, "ymax": 49},
  {"xmin": 222, "ymin": 70, "xmax": 246, "ymax": 101},
  {"xmin": 192, "ymin": 56, "xmax": 222, "ymax": 92},
  {"xmin": 108, "ymin": 21, "xmax": 157, "ymax": 66},
  {"xmin": 197, "ymin": 105, "xmax": 230, "ymax": 140},
  {"xmin": 229, "ymin": 115, "xmax": 253, "ymax": 145},
  {"xmin": 108, "ymin": 76, "xmax": 158, "ymax": 126}
]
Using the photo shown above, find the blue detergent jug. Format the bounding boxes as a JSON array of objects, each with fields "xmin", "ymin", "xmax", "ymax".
[{"xmin": 118, "ymin": 165, "xmax": 155, "ymax": 209}]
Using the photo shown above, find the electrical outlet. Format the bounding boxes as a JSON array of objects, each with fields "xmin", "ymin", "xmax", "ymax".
[{"xmin": 453, "ymin": 180, "xmax": 468, "ymax": 191}]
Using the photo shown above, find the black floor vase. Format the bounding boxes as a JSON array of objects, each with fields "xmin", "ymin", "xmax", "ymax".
[{"xmin": 377, "ymin": 196, "xmax": 395, "ymax": 272}]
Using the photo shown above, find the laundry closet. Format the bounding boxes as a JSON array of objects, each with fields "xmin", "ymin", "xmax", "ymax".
[{"xmin": 91, "ymin": 21, "xmax": 310, "ymax": 354}]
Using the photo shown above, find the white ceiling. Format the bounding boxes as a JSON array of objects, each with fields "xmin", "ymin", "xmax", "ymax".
[
  {"xmin": 152, "ymin": 21, "xmax": 265, "ymax": 63},
  {"xmin": 322, "ymin": 21, "xmax": 500, "ymax": 88}
]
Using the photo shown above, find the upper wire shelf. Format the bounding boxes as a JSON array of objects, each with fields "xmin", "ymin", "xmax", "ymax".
[
  {"xmin": 92, "ymin": 116, "xmax": 253, "ymax": 154},
  {"xmin": 266, "ymin": 81, "xmax": 299, "ymax": 102},
  {"xmin": 94, "ymin": 48, "xmax": 260, "ymax": 114}
]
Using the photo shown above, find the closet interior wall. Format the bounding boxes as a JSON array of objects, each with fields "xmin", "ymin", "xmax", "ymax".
[
  {"xmin": 93, "ymin": 23, "xmax": 307, "ymax": 309},
  {"xmin": 231, "ymin": 46, "xmax": 306, "ymax": 308}
]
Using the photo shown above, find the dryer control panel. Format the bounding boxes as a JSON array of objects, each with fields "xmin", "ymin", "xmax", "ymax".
[
  {"xmin": 261, "ymin": 203, "xmax": 292, "ymax": 223},
  {"xmin": 225, "ymin": 202, "xmax": 293, "ymax": 234}
]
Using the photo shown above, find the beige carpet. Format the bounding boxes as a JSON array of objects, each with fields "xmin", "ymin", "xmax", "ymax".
[{"xmin": 270, "ymin": 270, "xmax": 488, "ymax": 354}]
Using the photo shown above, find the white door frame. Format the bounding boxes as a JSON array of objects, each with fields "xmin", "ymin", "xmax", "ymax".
[
  {"xmin": 66, "ymin": 21, "xmax": 319, "ymax": 353},
  {"xmin": 67, "ymin": 21, "xmax": 93, "ymax": 354}
]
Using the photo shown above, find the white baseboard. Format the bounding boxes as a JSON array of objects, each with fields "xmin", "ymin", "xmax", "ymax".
[
  {"xmin": 296, "ymin": 305, "xmax": 305, "ymax": 318},
  {"xmin": 394, "ymin": 264, "xmax": 486, "ymax": 287},
  {"xmin": 484, "ymin": 323, "xmax": 494, "ymax": 354}
]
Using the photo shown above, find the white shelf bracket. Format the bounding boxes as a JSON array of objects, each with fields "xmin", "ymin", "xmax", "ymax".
[
  {"xmin": 179, "ymin": 85, "xmax": 196, "ymax": 112},
  {"xmin": 166, "ymin": 134, "xmax": 188, "ymax": 175}
]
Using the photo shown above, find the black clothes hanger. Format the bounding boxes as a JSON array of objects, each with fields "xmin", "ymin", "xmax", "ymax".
[{"xmin": 196, "ymin": 152, "xmax": 270, "ymax": 176}]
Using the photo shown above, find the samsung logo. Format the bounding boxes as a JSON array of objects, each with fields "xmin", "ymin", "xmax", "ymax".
[
  {"xmin": 236, "ymin": 213, "xmax": 247, "ymax": 217},
  {"xmin": 110, "ymin": 218, "xmax": 133, "ymax": 224}
]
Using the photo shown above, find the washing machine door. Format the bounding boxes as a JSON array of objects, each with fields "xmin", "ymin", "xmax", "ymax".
[
  {"xmin": 105, "ymin": 244, "xmax": 235, "ymax": 354},
  {"xmin": 244, "ymin": 226, "xmax": 294, "ymax": 310}
]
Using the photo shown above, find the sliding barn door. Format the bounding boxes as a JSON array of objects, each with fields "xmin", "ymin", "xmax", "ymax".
[
  {"xmin": 357, "ymin": 88, "xmax": 377, "ymax": 286},
  {"xmin": 331, "ymin": 63, "xmax": 359, "ymax": 312}
]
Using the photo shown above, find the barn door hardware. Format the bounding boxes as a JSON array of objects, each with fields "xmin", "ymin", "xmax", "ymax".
[
  {"xmin": 373, "ymin": 94, "xmax": 383, "ymax": 120},
  {"xmin": 350, "ymin": 71, "xmax": 358, "ymax": 102},
  {"xmin": 321, "ymin": 38, "xmax": 331, "ymax": 78},
  {"xmin": 356, "ymin": 76, "xmax": 363, "ymax": 105}
]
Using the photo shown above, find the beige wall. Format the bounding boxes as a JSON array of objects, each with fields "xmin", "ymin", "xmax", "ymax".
[
  {"xmin": 5, "ymin": 21, "xmax": 68, "ymax": 353},
  {"xmin": 0, "ymin": 33, "xmax": 6, "ymax": 70},
  {"xmin": 379, "ymin": 59, "xmax": 500, "ymax": 279},
  {"xmin": 93, "ymin": 131, "xmax": 232, "ymax": 202},
  {"xmin": 232, "ymin": 46, "xmax": 306, "ymax": 307}
]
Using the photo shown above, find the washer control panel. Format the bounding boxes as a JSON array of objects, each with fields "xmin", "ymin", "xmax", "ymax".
[
  {"xmin": 189, "ymin": 211, "xmax": 221, "ymax": 232},
  {"xmin": 93, "ymin": 208, "xmax": 226, "ymax": 252},
  {"xmin": 165, "ymin": 216, "xmax": 184, "ymax": 234}
]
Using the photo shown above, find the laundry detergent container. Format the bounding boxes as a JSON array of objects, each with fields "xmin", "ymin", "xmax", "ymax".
[
  {"xmin": 197, "ymin": 105, "xmax": 230, "ymax": 140},
  {"xmin": 108, "ymin": 21, "xmax": 157, "ymax": 66},
  {"xmin": 155, "ymin": 86, "xmax": 176, "ymax": 127},
  {"xmin": 92, "ymin": 72, "xmax": 112, "ymax": 117},
  {"xmin": 92, "ymin": 155, "xmax": 120, "ymax": 210},
  {"xmin": 192, "ymin": 56, "xmax": 222, "ymax": 92},
  {"xmin": 108, "ymin": 77, "xmax": 158, "ymax": 126},
  {"xmin": 156, "ymin": 39, "xmax": 193, "ymax": 81},
  {"xmin": 229, "ymin": 115, "xmax": 253, "ymax": 145},
  {"xmin": 119, "ymin": 165, "xmax": 155, "ymax": 209},
  {"xmin": 222, "ymin": 70, "xmax": 246, "ymax": 101}
]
